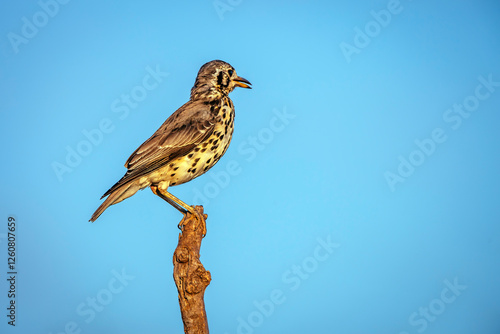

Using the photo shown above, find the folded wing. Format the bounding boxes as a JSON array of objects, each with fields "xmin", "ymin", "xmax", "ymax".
[{"xmin": 101, "ymin": 100, "xmax": 218, "ymax": 199}]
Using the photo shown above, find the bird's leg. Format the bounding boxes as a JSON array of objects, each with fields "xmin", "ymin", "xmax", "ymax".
[
  {"xmin": 151, "ymin": 185, "xmax": 195, "ymax": 215},
  {"xmin": 151, "ymin": 185, "xmax": 206, "ymax": 236}
]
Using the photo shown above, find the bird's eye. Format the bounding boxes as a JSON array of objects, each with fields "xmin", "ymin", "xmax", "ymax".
[{"xmin": 228, "ymin": 69, "xmax": 234, "ymax": 76}]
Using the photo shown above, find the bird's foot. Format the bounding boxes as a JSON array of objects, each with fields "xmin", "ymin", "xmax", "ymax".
[{"xmin": 179, "ymin": 206, "xmax": 207, "ymax": 237}]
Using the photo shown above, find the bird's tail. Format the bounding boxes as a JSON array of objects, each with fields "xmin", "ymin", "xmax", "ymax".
[{"xmin": 89, "ymin": 183, "xmax": 140, "ymax": 222}]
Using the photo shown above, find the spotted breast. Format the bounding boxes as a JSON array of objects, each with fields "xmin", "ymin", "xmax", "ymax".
[{"xmin": 160, "ymin": 96, "xmax": 234, "ymax": 187}]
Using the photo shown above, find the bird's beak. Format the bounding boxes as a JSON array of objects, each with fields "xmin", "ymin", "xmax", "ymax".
[{"xmin": 234, "ymin": 76, "xmax": 252, "ymax": 89}]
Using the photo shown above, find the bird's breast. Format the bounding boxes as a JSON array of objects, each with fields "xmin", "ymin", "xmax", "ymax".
[{"xmin": 154, "ymin": 97, "xmax": 235, "ymax": 187}]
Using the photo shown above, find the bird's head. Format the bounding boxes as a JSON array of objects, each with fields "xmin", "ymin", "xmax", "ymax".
[{"xmin": 191, "ymin": 60, "xmax": 251, "ymax": 100}]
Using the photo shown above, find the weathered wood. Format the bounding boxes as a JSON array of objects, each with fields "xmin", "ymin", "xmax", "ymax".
[{"xmin": 173, "ymin": 205, "xmax": 211, "ymax": 333}]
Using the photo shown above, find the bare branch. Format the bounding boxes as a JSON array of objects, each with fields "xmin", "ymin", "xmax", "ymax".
[{"xmin": 173, "ymin": 205, "xmax": 211, "ymax": 333}]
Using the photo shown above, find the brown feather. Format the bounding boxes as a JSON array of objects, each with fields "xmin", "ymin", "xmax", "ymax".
[
  {"xmin": 100, "ymin": 100, "xmax": 219, "ymax": 199},
  {"xmin": 125, "ymin": 100, "xmax": 218, "ymax": 170}
]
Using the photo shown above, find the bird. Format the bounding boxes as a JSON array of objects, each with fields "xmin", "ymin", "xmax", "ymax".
[{"xmin": 89, "ymin": 60, "xmax": 251, "ymax": 222}]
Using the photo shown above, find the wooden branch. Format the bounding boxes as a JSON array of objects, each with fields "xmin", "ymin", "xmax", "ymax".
[{"xmin": 173, "ymin": 205, "xmax": 211, "ymax": 333}]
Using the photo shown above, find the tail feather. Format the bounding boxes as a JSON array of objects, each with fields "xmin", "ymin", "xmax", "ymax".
[
  {"xmin": 90, "ymin": 183, "xmax": 139, "ymax": 222},
  {"xmin": 101, "ymin": 173, "xmax": 131, "ymax": 199}
]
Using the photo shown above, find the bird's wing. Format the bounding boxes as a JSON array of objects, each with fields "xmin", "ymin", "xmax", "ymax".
[
  {"xmin": 100, "ymin": 100, "xmax": 218, "ymax": 199},
  {"xmin": 126, "ymin": 100, "xmax": 218, "ymax": 171}
]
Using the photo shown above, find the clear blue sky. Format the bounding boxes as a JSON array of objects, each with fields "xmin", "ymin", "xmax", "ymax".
[{"xmin": 1, "ymin": 1, "xmax": 500, "ymax": 333}]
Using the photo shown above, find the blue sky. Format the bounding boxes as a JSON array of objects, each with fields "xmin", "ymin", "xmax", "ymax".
[{"xmin": 1, "ymin": 1, "xmax": 500, "ymax": 333}]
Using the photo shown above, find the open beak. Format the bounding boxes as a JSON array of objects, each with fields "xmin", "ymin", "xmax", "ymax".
[{"xmin": 234, "ymin": 76, "xmax": 252, "ymax": 89}]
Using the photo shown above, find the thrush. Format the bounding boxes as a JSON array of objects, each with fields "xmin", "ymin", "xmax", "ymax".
[{"xmin": 90, "ymin": 60, "xmax": 251, "ymax": 222}]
